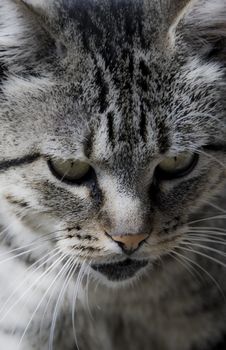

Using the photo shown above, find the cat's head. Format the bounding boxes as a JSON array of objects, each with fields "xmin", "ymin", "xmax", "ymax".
[{"xmin": 0, "ymin": 0, "xmax": 226, "ymax": 286}]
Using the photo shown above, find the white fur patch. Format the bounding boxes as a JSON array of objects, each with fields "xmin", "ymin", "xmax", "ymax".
[{"xmin": 100, "ymin": 176, "xmax": 144, "ymax": 234}]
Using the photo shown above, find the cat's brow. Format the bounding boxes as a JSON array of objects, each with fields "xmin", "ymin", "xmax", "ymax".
[{"xmin": 0, "ymin": 153, "xmax": 40, "ymax": 172}]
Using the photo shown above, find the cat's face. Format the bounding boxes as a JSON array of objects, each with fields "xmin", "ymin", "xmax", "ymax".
[{"xmin": 0, "ymin": 0, "xmax": 226, "ymax": 286}]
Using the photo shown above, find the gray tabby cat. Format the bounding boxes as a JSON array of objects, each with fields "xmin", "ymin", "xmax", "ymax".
[{"xmin": 0, "ymin": 0, "xmax": 226, "ymax": 349}]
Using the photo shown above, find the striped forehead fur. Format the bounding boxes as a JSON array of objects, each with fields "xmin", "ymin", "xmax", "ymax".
[{"xmin": 0, "ymin": 0, "xmax": 225, "ymax": 165}]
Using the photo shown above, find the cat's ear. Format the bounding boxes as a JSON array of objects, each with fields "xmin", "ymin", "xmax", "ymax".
[
  {"xmin": 20, "ymin": 0, "xmax": 50, "ymax": 12},
  {"xmin": 0, "ymin": 0, "xmax": 65, "ymax": 72},
  {"xmin": 17, "ymin": 0, "xmax": 56, "ymax": 29},
  {"xmin": 168, "ymin": 0, "xmax": 226, "ymax": 63},
  {"xmin": 18, "ymin": 0, "xmax": 69, "ymax": 47},
  {"xmin": 167, "ymin": 0, "xmax": 194, "ymax": 28}
]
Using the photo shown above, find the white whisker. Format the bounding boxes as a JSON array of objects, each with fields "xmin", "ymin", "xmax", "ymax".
[
  {"xmin": 169, "ymin": 251, "xmax": 203, "ymax": 283},
  {"xmin": 189, "ymin": 226, "xmax": 226, "ymax": 233},
  {"xmin": 84, "ymin": 262, "xmax": 93, "ymax": 321},
  {"xmin": 72, "ymin": 260, "xmax": 87, "ymax": 350},
  {"xmin": 0, "ymin": 248, "xmax": 60, "ymax": 317},
  {"xmin": 48, "ymin": 257, "xmax": 76, "ymax": 350},
  {"xmin": 188, "ymin": 215, "xmax": 226, "ymax": 225},
  {"xmin": 181, "ymin": 240, "xmax": 226, "ymax": 258},
  {"xmin": 17, "ymin": 255, "xmax": 72, "ymax": 350},
  {"xmin": 197, "ymin": 149, "xmax": 226, "ymax": 170},
  {"xmin": 0, "ymin": 252, "xmax": 65, "ymax": 323},
  {"xmin": 187, "ymin": 235, "xmax": 226, "ymax": 244},
  {"xmin": 0, "ymin": 208, "xmax": 28, "ymax": 239},
  {"xmin": 180, "ymin": 246, "xmax": 226, "ymax": 270},
  {"xmin": 201, "ymin": 200, "xmax": 226, "ymax": 214},
  {"xmin": 174, "ymin": 249, "xmax": 225, "ymax": 299},
  {"xmin": 0, "ymin": 228, "xmax": 65, "ymax": 263},
  {"xmin": 188, "ymin": 230, "xmax": 226, "ymax": 238}
]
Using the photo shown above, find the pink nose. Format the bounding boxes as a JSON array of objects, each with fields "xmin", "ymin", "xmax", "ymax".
[{"xmin": 110, "ymin": 233, "xmax": 149, "ymax": 252}]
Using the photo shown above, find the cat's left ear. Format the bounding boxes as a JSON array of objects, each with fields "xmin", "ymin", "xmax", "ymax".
[
  {"xmin": 169, "ymin": 0, "xmax": 226, "ymax": 63},
  {"xmin": 18, "ymin": 0, "xmax": 68, "ymax": 51},
  {"xmin": 18, "ymin": 0, "xmax": 59, "ymax": 36},
  {"xmin": 19, "ymin": 0, "xmax": 53, "ymax": 16}
]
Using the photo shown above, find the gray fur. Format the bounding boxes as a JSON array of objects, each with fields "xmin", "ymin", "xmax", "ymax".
[{"xmin": 0, "ymin": 0, "xmax": 226, "ymax": 349}]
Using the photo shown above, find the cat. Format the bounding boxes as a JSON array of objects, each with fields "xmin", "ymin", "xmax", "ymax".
[{"xmin": 0, "ymin": 0, "xmax": 226, "ymax": 349}]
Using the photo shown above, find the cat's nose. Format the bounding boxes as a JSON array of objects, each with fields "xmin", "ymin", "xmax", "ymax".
[{"xmin": 108, "ymin": 233, "xmax": 149, "ymax": 254}]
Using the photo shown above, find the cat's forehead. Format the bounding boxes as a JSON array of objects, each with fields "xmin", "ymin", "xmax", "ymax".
[
  {"xmin": 49, "ymin": 51, "xmax": 217, "ymax": 163},
  {"xmin": 31, "ymin": 0, "xmax": 223, "ymax": 162},
  {"xmin": 55, "ymin": 0, "xmax": 168, "ymax": 53}
]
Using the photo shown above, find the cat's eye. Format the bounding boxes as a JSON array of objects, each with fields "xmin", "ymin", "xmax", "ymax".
[
  {"xmin": 156, "ymin": 153, "xmax": 198, "ymax": 180},
  {"xmin": 48, "ymin": 159, "xmax": 92, "ymax": 184}
]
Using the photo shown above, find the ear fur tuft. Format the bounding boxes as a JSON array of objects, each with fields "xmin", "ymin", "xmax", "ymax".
[
  {"xmin": 19, "ymin": 0, "xmax": 51, "ymax": 14},
  {"xmin": 0, "ymin": 0, "xmax": 55, "ymax": 72},
  {"xmin": 169, "ymin": 0, "xmax": 226, "ymax": 62}
]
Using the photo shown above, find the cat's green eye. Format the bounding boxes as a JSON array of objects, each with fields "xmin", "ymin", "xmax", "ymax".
[
  {"xmin": 156, "ymin": 153, "xmax": 198, "ymax": 180},
  {"xmin": 48, "ymin": 159, "xmax": 91, "ymax": 184}
]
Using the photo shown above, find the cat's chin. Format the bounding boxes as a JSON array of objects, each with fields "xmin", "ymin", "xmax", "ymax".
[{"xmin": 89, "ymin": 258, "xmax": 151, "ymax": 287}]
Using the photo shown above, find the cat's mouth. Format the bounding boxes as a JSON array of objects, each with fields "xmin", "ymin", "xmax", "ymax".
[{"xmin": 91, "ymin": 258, "xmax": 149, "ymax": 281}]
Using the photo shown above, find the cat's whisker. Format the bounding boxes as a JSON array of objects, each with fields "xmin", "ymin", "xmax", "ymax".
[
  {"xmin": 38, "ymin": 270, "xmax": 65, "ymax": 342},
  {"xmin": 48, "ymin": 257, "xmax": 76, "ymax": 350},
  {"xmin": 0, "ymin": 227, "xmax": 65, "ymax": 252},
  {"xmin": 188, "ymin": 232, "xmax": 226, "ymax": 239},
  {"xmin": 0, "ymin": 228, "xmax": 66, "ymax": 263},
  {"xmin": 188, "ymin": 215, "xmax": 226, "ymax": 225},
  {"xmin": 188, "ymin": 230, "xmax": 226, "ymax": 237},
  {"xmin": 188, "ymin": 231, "xmax": 226, "ymax": 237},
  {"xmin": 84, "ymin": 262, "xmax": 93, "ymax": 321},
  {"xmin": 0, "ymin": 248, "xmax": 61, "ymax": 317},
  {"xmin": 38, "ymin": 255, "xmax": 79, "ymax": 343},
  {"xmin": 186, "ymin": 235, "xmax": 226, "ymax": 245},
  {"xmin": 72, "ymin": 259, "xmax": 87, "ymax": 350},
  {"xmin": 188, "ymin": 226, "xmax": 226, "ymax": 233},
  {"xmin": 17, "ymin": 255, "xmax": 74, "ymax": 350},
  {"xmin": 0, "ymin": 238, "xmax": 62, "ymax": 266},
  {"xmin": 9, "ymin": 249, "xmax": 62, "ymax": 339},
  {"xmin": 168, "ymin": 251, "xmax": 203, "ymax": 284},
  {"xmin": 173, "ymin": 249, "xmax": 225, "ymax": 300},
  {"xmin": 181, "ymin": 240, "xmax": 226, "ymax": 258},
  {"xmin": 0, "ymin": 252, "xmax": 66, "ymax": 324},
  {"xmin": 180, "ymin": 245, "xmax": 226, "ymax": 270},
  {"xmin": 201, "ymin": 200, "xmax": 226, "ymax": 214},
  {"xmin": 0, "ymin": 245, "xmax": 51, "ymax": 266},
  {"xmin": 0, "ymin": 207, "xmax": 29, "ymax": 238},
  {"xmin": 197, "ymin": 149, "xmax": 226, "ymax": 170}
]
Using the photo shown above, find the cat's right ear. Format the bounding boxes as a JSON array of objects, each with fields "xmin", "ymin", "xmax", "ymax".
[
  {"xmin": 167, "ymin": 0, "xmax": 194, "ymax": 30},
  {"xmin": 167, "ymin": 0, "xmax": 197, "ymax": 47},
  {"xmin": 168, "ymin": 0, "xmax": 226, "ymax": 64}
]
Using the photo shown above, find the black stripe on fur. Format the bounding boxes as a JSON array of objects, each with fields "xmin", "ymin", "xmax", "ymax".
[{"xmin": 0, "ymin": 153, "xmax": 40, "ymax": 172}]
